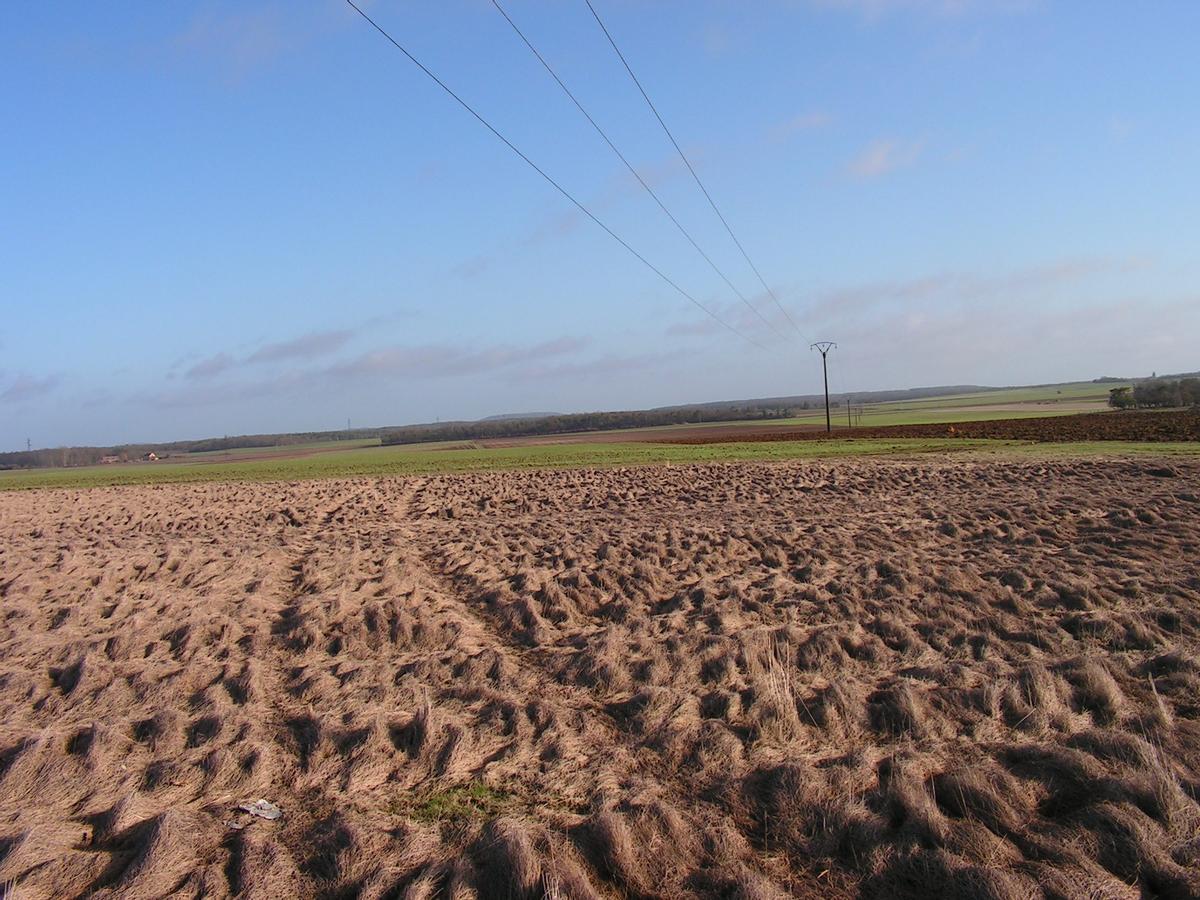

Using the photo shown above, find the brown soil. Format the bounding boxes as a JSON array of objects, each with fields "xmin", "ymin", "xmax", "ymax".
[
  {"xmin": 476, "ymin": 421, "xmax": 825, "ymax": 448},
  {"xmin": 2, "ymin": 458, "xmax": 1199, "ymax": 898},
  {"xmin": 659, "ymin": 410, "xmax": 1200, "ymax": 445}
]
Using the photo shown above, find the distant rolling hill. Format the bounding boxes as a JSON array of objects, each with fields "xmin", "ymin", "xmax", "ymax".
[{"xmin": 480, "ymin": 412, "xmax": 562, "ymax": 422}]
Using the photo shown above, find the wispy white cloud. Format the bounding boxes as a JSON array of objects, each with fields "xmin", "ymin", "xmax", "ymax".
[
  {"xmin": 328, "ymin": 337, "xmax": 590, "ymax": 379},
  {"xmin": 779, "ymin": 256, "xmax": 1183, "ymax": 386},
  {"xmin": 247, "ymin": 329, "xmax": 355, "ymax": 364},
  {"xmin": 834, "ymin": 293, "xmax": 1196, "ymax": 387},
  {"xmin": 800, "ymin": 257, "xmax": 1148, "ymax": 322},
  {"xmin": 162, "ymin": 2, "xmax": 363, "ymax": 84},
  {"xmin": 170, "ymin": 8, "xmax": 292, "ymax": 82},
  {"xmin": 0, "ymin": 373, "xmax": 61, "ymax": 405},
  {"xmin": 509, "ymin": 349, "xmax": 688, "ymax": 382},
  {"xmin": 522, "ymin": 150, "xmax": 693, "ymax": 250},
  {"xmin": 665, "ymin": 290, "xmax": 798, "ymax": 343},
  {"xmin": 185, "ymin": 353, "xmax": 236, "ymax": 380},
  {"xmin": 452, "ymin": 255, "xmax": 492, "ymax": 280},
  {"xmin": 663, "ymin": 257, "xmax": 1152, "ymax": 345},
  {"xmin": 846, "ymin": 138, "xmax": 925, "ymax": 179},
  {"xmin": 1108, "ymin": 114, "xmax": 1135, "ymax": 141},
  {"xmin": 184, "ymin": 329, "xmax": 359, "ymax": 380},
  {"xmin": 697, "ymin": 22, "xmax": 739, "ymax": 57},
  {"xmin": 142, "ymin": 335, "xmax": 596, "ymax": 409},
  {"xmin": 769, "ymin": 111, "xmax": 833, "ymax": 143}
]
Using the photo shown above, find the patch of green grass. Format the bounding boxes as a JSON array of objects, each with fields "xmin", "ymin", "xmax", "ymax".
[
  {"xmin": 0, "ymin": 438, "xmax": 987, "ymax": 490},
  {"xmin": 875, "ymin": 380, "xmax": 1123, "ymax": 407},
  {"xmin": 397, "ymin": 782, "xmax": 515, "ymax": 824},
  {"xmin": 981, "ymin": 441, "xmax": 1200, "ymax": 458},
  {"xmin": 1, "ymin": 437, "xmax": 1194, "ymax": 491}
]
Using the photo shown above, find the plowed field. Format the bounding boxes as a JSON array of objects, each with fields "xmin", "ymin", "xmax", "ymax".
[
  {"xmin": 658, "ymin": 410, "xmax": 1200, "ymax": 445},
  {"xmin": 2, "ymin": 457, "xmax": 1199, "ymax": 897}
]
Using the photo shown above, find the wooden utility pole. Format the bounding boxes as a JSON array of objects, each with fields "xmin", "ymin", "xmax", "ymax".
[{"xmin": 810, "ymin": 342, "xmax": 837, "ymax": 434}]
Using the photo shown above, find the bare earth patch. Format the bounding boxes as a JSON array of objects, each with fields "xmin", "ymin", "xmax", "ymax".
[
  {"xmin": 659, "ymin": 410, "xmax": 1200, "ymax": 445},
  {"xmin": 1, "ymin": 457, "xmax": 1199, "ymax": 898}
]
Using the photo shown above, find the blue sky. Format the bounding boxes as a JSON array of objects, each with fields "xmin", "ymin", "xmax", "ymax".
[{"xmin": 2, "ymin": 1, "xmax": 1197, "ymax": 448}]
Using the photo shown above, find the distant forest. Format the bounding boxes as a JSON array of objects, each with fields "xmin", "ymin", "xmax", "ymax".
[
  {"xmin": 1108, "ymin": 378, "xmax": 1200, "ymax": 410},
  {"xmin": 380, "ymin": 405, "xmax": 797, "ymax": 446},
  {"xmin": 0, "ymin": 429, "xmax": 377, "ymax": 471}
]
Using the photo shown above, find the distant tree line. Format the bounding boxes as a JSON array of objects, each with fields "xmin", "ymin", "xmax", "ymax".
[
  {"xmin": 1109, "ymin": 378, "xmax": 1200, "ymax": 410},
  {"xmin": 381, "ymin": 406, "xmax": 799, "ymax": 446},
  {"xmin": 180, "ymin": 429, "xmax": 377, "ymax": 453},
  {"xmin": 0, "ymin": 429, "xmax": 383, "ymax": 471},
  {"xmin": 0, "ymin": 447, "xmax": 118, "ymax": 470}
]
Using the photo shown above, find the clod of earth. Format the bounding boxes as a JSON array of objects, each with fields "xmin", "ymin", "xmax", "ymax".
[{"xmin": 238, "ymin": 799, "xmax": 283, "ymax": 821}]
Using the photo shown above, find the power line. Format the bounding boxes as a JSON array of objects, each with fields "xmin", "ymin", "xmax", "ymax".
[
  {"xmin": 343, "ymin": 0, "xmax": 766, "ymax": 351},
  {"xmin": 584, "ymin": 0, "xmax": 806, "ymax": 342},
  {"xmin": 490, "ymin": 0, "xmax": 785, "ymax": 343}
]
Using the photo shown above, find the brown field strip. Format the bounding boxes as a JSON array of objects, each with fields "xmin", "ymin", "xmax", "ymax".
[{"xmin": 657, "ymin": 410, "xmax": 1200, "ymax": 445}]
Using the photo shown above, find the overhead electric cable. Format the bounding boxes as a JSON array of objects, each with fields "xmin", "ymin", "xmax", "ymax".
[
  {"xmin": 343, "ymin": 0, "xmax": 765, "ymax": 350},
  {"xmin": 584, "ymin": 0, "xmax": 806, "ymax": 341},
  {"xmin": 490, "ymin": 0, "xmax": 785, "ymax": 342}
]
